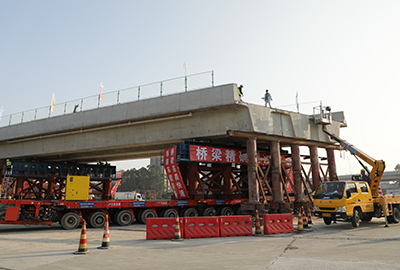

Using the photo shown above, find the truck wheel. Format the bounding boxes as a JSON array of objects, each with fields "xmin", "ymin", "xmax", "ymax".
[
  {"xmin": 116, "ymin": 210, "xmax": 134, "ymax": 226},
  {"xmin": 140, "ymin": 209, "xmax": 157, "ymax": 224},
  {"xmin": 323, "ymin": 217, "xmax": 332, "ymax": 225},
  {"xmin": 60, "ymin": 212, "xmax": 80, "ymax": 230},
  {"xmin": 88, "ymin": 211, "xmax": 107, "ymax": 228},
  {"xmin": 202, "ymin": 207, "xmax": 217, "ymax": 216},
  {"xmin": 183, "ymin": 208, "xmax": 198, "ymax": 217},
  {"xmin": 392, "ymin": 207, "xmax": 400, "ymax": 223},
  {"xmin": 351, "ymin": 209, "xmax": 361, "ymax": 228},
  {"xmin": 162, "ymin": 208, "xmax": 178, "ymax": 218},
  {"xmin": 220, "ymin": 206, "xmax": 234, "ymax": 216}
]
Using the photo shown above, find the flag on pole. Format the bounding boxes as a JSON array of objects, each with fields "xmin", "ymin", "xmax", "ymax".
[
  {"xmin": 100, "ymin": 81, "xmax": 104, "ymax": 102},
  {"xmin": 50, "ymin": 93, "xmax": 55, "ymax": 112},
  {"xmin": 296, "ymin": 91, "xmax": 299, "ymax": 113},
  {"xmin": 183, "ymin": 61, "xmax": 187, "ymax": 76},
  {"xmin": 0, "ymin": 106, "xmax": 3, "ymax": 121}
]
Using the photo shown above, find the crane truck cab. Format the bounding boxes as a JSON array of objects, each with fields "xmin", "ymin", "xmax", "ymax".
[
  {"xmin": 314, "ymin": 180, "xmax": 400, "ymax": 227},
  {"xmin": 313, "ymin": 181, "xmax": 376, "ymax": 227}
]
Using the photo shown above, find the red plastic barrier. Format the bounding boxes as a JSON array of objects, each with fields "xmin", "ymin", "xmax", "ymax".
[
  {"xmin": 146, "ymin": 217, "xmax": 184, "ymax": 240},
  {"xmin": 263, "ymin": 214, "xmax": 294, "ymax": 235},
  {"xmin": 184, "ymin": 217, "xmax": 219, "ymax": 239},
  {"xmin": 219, "ymin": 215, "xmax": 252, "ymax": 237}
]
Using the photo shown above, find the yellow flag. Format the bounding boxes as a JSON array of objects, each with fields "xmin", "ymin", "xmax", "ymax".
[{"xmin": 50, "ymin": 93, "xmax": 55, "ymax": 112}]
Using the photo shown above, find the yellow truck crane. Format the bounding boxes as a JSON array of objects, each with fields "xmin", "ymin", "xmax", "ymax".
[{"xmin": 312, "ymin": 106, "xmax": 400, "ymax": 227}]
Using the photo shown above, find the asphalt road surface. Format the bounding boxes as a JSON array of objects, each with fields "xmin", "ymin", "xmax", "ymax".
[{"xmin": 0, "ymin": 217, "xmax": 399, "ymax": 270}]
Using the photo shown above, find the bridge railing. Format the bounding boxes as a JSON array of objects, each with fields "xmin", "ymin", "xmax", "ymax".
[{"xmin": 0, "ymin": 71, "xmax": 214, "ymax": 127}]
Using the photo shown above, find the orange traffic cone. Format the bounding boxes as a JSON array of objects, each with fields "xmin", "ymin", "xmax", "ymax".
[
  {"xmin": 302, "ymin": 207, "xmax": 308, "ymax": 228},
  {"xmin": 255, "ymin": 210, "xmax": 262, "ymax": 234},
  {"xmin": 98, "ymin": 214, "xmax": 110, "ymax": 249},
  {"xmin": 297, "ymin": 209, "xmax": 303, "ymax": 231},
  {"xmin": 172, "ymin": 216, "xmax": 183, "ymax": 241},
  {"xmin": 74, "ymin": 220, "xmax": 89, "ymax": 255},
  {"xmin": 307, "ymin": 208, "xmax": 313, "ymax": 225}
]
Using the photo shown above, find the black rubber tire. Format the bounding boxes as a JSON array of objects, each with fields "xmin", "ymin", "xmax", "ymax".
[
  {"xmin": 392, "ymin": 207, "xmax": 400, "ymax": 223},
  {"xmin": 88, "ymin": 211, "xmax": 107, "ymax": 228},
  {"xmin": 116, "ymin": 210, "xmax": 134, "ymax": 226},
  {"xmin": 351, "ymin": 209, "xmax": 361, "ymax": 228},
  {"xmin": 183, "ymin": 208, "xmax": 198, "ymax": 217},
  {"xmin": 220, "ymin": 206, "xmax": 234, "ymax": 216},
  {"xmin": 202, "ymin": 207, "xmax": 217, "ymax": 216},
  {"xmin": 387, "ymin": 215, "xmax": 394, "ymax": 223},
  {"xmin": 60, "ymin": 212, "xmax": 80, "ymax": 230},
  {"xmin": 162, "ymin": 208, "xmax": 178, "ymax": 218},
  {"xmin": 140, "ymin": 209, "xmax": 157, "ymax": 224},
  {"xmin": 323, "ymin": 217, "xmax": 332, "ymax": 225}
]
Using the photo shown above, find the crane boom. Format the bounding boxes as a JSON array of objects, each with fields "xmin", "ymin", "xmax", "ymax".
[{"xmin": 323, "ymin": 127, "xmax": 385, "ymax": 198}]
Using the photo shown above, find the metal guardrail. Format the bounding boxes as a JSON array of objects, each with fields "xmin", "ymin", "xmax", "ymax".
[{"xmin": 0, "ymin": 71, "xmax": 214, "ymax": 127}]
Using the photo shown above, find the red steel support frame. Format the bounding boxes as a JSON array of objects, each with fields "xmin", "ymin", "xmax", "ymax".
[
  {"xmin": 246, "ymin": 138, "xmax": 259, "ymax": 203},
  {"xmin": 309, "ymin": 146, "xmax": 321, "ymax": 190},
  {"xmin": 271, "ymin": 141, "xmax": 283, "ymax": 203},
  {"xmin": 291, "ymin": 144, "xmax": 304, "ymax": 202},
  {"xmin": 326, "ymin": 148, "xmax": 338, "ymax": 181}
]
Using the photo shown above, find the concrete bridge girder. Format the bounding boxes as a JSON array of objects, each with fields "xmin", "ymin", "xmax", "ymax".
[{"xmin": 0, "ymin": 84, "xmax": 345, "ymax": 165}]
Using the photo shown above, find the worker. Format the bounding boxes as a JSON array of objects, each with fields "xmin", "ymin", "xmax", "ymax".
[
  {"xmin": 238, "ymin": 85, "xmax": 244, "ymax": 98},
  {"xmin": 5, "ymin": 159, "xmax": 12, "ymax": 175},
  {"xmin": 263, "ymin": 89, "xmax": 273, "ymax": 108},
  {"xmin": 360, "ymin": 168, "xmax": 369, "ymax": 181}
]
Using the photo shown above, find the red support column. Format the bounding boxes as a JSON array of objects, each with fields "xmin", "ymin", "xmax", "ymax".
[
  {"xmin": 187, "ymin": 162, "xmax": 201, "ymax": 200},
  {"xmin": 326, "ymin": 148, "xmax": 338, "ymax": 181},
  {"xmin": 15, "ymin": 177, "xmax": 24, "ymax": 199},
  {"xmin": 247, "ymin": 138, "xmax": 259, "ymax": 203},
  {"xmin": 309, "ymin": 146, "xmax": 321, "ymax": 191},
  {"xmin": 291, "ymin": 144, "xmax": 304, "ymax": 202},
  {"xmin": 271, "ymin": 141, "xmax": 283, "ymax": 203},
  {"xmin": 102, "ymin": 179, "xmax": 112, "ymax": 200},
  {"xmin": 223, "ymin": 163, "xmax": 233, "ymax": 199}
]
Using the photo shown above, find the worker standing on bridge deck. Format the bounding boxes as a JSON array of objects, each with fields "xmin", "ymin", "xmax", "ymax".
[
  {"xmin": 5, "ymin": 159, "xmax": 12, "ymax": 176},
  {"xmin": 238, "ymin": 85, "xmax": 244, "ymax": 99},
  {"xmin": 263, "ymin": 89, "xmax": 273, "ymax": 108}
]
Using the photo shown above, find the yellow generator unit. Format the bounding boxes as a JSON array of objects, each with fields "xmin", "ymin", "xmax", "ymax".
[{"xmin": 65, "ymin": 175, "xmax": 90, "ymax": 201}]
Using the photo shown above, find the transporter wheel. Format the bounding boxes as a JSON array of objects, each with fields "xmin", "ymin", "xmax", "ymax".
[
  {"xmin": 220, "ymin": 206, "xmax": 234, "ymax": 216},
  {"xmin": 392, "ymin": 207, "xmax": 400, "ymax": 223},
  {"xmin": 351, "ymin": 209, "xmax": 361, "ymax": 228},
  {"xmin": 116, "ymin": 210, "xmax": 134, "ymax": 226},
  {"xmin": 323, "ymin": 217, "xmax": 332, "ymax": 225},
  {"xmin": 162, "ymin": 208, "xmax": 178, "ymax": 218},
  {"xmin": 183, "ymin": 208, "xmax": 198, "ymax": 217},
  {"xmin": 202, "ymin": 207, "xmax": 217, "ymax": 216},
  {"xmin": 60, "ymin": 212, "xmax": 80, "ymax": 230},
  {"xmin": 161, "ymin": 208, "xmax": 178, "ymax": 217},
  {"xmin": 88, "ymin": 211, "xmax": 107, "ymax": 228},
  {"xmin": 140, "ymin": 209, "xmax": 157, "ymax": 224}
]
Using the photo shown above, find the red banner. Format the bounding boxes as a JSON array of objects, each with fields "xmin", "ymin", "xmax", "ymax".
[
  {"xmin": 164, "ymin": 146, "xmax": 189, "ymax": 199},
  {"xmin": 189, "ymin": 145, "xmax": 291, "ymax": 166}
]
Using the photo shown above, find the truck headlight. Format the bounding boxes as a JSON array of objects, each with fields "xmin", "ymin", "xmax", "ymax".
[
  {"xmin": 336, "ymin": 206, "xmax": 346, "ymax": 213},
  {"xmin": 313, "ymin": 206, "xmax": 318, "ymax": 212}
]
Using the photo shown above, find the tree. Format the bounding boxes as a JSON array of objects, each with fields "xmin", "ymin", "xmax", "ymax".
[
  {"xmin": 395, "ymin": 164, "xmax": 400, "ymax": 171},
  {"xmin": 118, "ymin": 165, "xmax": 164, "ymax": 196}
]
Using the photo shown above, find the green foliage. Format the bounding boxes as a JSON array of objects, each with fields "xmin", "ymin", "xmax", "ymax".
[
  {"xmin": 395, "ymin": 164, "xmax": 400, "ymax": 171},
  {"xmin": 118, "ymin": 165, "xmax": 164, "ymax": 195}
]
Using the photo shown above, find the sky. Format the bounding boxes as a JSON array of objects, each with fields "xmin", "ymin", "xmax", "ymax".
[{"xmin": 1, "ymin": 1, "xmax": 399, "ymax": 175}]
